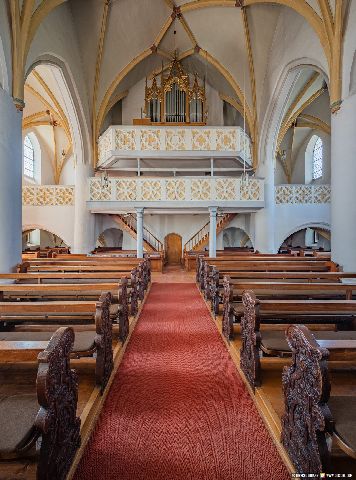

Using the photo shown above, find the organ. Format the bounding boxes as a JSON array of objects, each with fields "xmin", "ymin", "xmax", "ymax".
[{"xmin": 140, "ymin": 54, "xmax": 207, "ymax": 125}]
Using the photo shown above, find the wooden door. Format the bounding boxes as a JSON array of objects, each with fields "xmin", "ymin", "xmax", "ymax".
[{"xmin": 165, "ymin": 233, "xmax": 182, "ymax": 265}]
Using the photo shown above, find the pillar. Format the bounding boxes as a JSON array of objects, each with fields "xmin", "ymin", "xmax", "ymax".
[
  {"xmin": 73, "ymin": 161, "xmax": 95, "ymax": 253},
  {"xmin": 331, "ymin": 94, "xmax": 356, "ymax": 271},
  {"xmin": 0, "ymin": 90, "xmax": 22, "ymax": 272},
  {"xmin": 253, "ymin": 162, "xmax": 276, "ymax": 253},
  {"xmin": 209, "ymin": 206, "xmax": 217, "ymax": 257},
  {"xmin": 136, "ymin": 207, "xmax": 144, "ymax": 258}
]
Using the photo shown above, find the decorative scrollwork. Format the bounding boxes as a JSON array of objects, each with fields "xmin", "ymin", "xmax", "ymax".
[
  {"xmin": 130, "ymin": 269, "xmax": 139, "ymax": 317},
  {"xmin": 35, "ymin": 326, "xmax": 81, "ymax": 480},
  {"xmin": 222, "ymin": 276, "xmax": 233, "ymax": 340},
  {"xmin": 203, "ymin": 262, "xmax": 212, "ymax": 300},
  {"xmin": 94, "ymin": 292, "xmax": 114, "ymax": 393},
  {"xmin": 210, "ymin": 267, "xmax": 220, "ymax": 316},
  {"xmin": 281, "ymin": 325, "xmax": 333, "ymax": 474},
  {"xmin": 240, "ymin": 290, "xmax": 262, "ymax": 390},
  {"xmin": 118, "ymin": 278, "xmax": 129, "ymax": 343}
]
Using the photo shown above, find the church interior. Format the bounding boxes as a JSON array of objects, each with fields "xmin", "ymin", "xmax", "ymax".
[{"xmin": 0, "ymin": 0, "xmax": 356, "ymax": 479}]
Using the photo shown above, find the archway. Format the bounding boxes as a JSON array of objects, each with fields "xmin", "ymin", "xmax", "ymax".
[
  {"xmin": 96, "ymin": 228, "xmax": 123, "ymax": 249},
  {"xmin": 222, "ymin": 227, "xmax": 253, "ymax": 249},
  {"xmin": 165, "ymin": 233, "xmax": 182, "ymax": 265},
  {"xmin": 280, "ymin": 226, "xmax": 330, "ymax": 252},
  {"xmin": 22, "ymin": 228, "xmax": 68, "ymax": 250}
]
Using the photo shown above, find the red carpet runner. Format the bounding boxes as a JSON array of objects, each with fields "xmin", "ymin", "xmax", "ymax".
[{"xmin": 74, "ymin": 283, "xmax": 289, "ymax": 480}]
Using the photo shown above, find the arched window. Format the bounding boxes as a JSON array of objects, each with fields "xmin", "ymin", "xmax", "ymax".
[
  {"xmin": 312, "ymin": 137, "xmax": 323, "ymax": 180},
  {"xmin": 23, "ymin": 135, "xmax": 35, "ymax": 178}
]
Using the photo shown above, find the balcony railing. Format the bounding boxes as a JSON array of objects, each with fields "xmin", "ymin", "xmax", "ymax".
[
  {"xmin": 98, "ymin": 125, "xmax": 252, "ymax": 166},
  {"xmin": 22, "ymin": 185, "xmax": 75, "ymax": 206},
  {"xmin": 275, "ymin": 184, "xmax": 331, "ymax": 204},
  {"xmin": 89, "ymin": 177, "xmax": 264, "ymax": 203}
]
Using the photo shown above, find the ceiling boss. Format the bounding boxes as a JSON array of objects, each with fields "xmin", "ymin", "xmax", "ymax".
[{"xmin": 140, "ymin": 53, "xmax": 207, "ymax": 125}]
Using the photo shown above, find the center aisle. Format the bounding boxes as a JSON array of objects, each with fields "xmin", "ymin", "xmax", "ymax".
[{"xmin": 74, "ymin": 283, "xmax": 289, "ymax": 480}]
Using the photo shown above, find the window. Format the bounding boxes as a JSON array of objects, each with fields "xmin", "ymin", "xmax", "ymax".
[
  {"xmin": 23, "ymin": 135, "xmax": 35, "ymax": 178},
  {"xmin": 312, "ymin": 137, "xmax": 323, "ymax": 180}
]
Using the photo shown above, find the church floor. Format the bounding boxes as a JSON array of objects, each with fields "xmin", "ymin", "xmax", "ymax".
[{"xmin": 73, "ymin": 282, "xmax": 289, "ymax": 480}]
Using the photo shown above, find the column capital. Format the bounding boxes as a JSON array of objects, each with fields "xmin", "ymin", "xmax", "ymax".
[
  {"xmin": 135, "ymin": 207, "xmax": 144, "ymax": 215},
  {"xmin": 209, "ymin": 206, "xmax": 218, "ymax": 215}
]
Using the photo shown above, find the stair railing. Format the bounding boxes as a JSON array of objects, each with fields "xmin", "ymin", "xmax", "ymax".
[
  {"xmin": 184, "ymin": 221, "xmax": 210, "ymax": 252},
  {"xmin": 183, "ymin": 213, "xmax": 235, "ymax": 252},
  {"xmin": 121, "ymin": 214, "xmax": 164, "ymax": 252}
]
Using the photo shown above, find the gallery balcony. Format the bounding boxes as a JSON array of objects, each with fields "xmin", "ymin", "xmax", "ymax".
[
  {"xmin": 87, "ymin": 176, "xmax": 264, "ymax": 213},
  {"xmin": 97, "ymin": 125, "xmax": 252, "ymax": 169}
]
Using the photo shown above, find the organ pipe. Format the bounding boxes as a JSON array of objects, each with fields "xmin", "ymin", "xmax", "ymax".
[{"xmin": 144, "ymin": 55, "xmax": 206, "ymax": 124}]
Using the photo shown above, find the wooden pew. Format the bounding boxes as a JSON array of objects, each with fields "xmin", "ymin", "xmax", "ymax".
[
  {"xmin": 196, "ymin": 255, "xmax": 337, "ymax": 287},
  {"xmin": 0, "ymin": 326, "xmax": 80, "ymax": 479},
  {"xmin": 0, "ymin": 280, "xmax": 130, "ymax": 343},
  {"xmin": 0, "ymin": 295, "xmax": 114, "ymax": 391},
  {"xmin": 221, "ymin": 279, "xmax": 356, "ymax": 338},
  {"xmin": 281, "ymin": 324, "xmax": 356, "ymax": 474},
  {"xmin": 239, "ymin": 290, "xmax": 356, "ymax": 390},
  {"xmin": 198, "ymin": 258, "xmax": 337, "ymax": 298},
  {"xmin": 0, "ymin": 272, "xmax": 142, "ymax": 316},
  {"xmin": 210, "ymin": 271, "xmax": 356, "ymax": 316},
  {"xmin": 17, "ymin": 258, "xmax": 151, "ymax": 296}
]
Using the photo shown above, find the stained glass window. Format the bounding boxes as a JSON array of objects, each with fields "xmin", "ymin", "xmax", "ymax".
[
  {"xmin": 312, "ymin": 137, "xmax": 323, "ymax": 180},
  {"xmin": 24, "ymin": 135, "xmax": 35, "ymax": 178}
]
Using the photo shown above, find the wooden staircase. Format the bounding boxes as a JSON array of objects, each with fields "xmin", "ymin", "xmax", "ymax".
[
  {"xmin": 111, "ymin": 214, "xmax": 164, "ymax": 253},
  {"xmin": 183, "ymin": 213, "xmax": 237, "ymax": 252}
]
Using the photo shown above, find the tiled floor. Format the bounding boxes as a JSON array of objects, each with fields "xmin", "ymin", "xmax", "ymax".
[{"xmin": 152, "ymin": 265, "xmax": 196, "ymax": 283}]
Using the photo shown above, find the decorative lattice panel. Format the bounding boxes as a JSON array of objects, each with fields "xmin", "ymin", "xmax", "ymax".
[
  {"xmin": 165, "ymin": 179, "xmax": 186, "ymax": 201},
  {"xmin": 115, "ymin": 130, "xmax": 136, "ymax": 150},
  {"xmin": 215, "ymin": 178, "xmax": 236, "ymax": 200},
  {"xmin": 89, "ymin": 179, "xmax": 112, "ymax": 201},
  {"xmin": 191, "ymin": 179, "xmax": 211, "ymax": 200},
  {"xmin": 141, "ymin": 180, "xmax": 162, "ymax": 201},
  {"xmin": 240, "ymin": 180, "xmax": 261, "ymax": 201},
  {"xmin": 313, "ymin": 185, "xmax": 331, "ymax": 203},
  {"xmin": 116, "ymin": 180, "xmax": 137, "ymax": 201},
  {"xmin": 165, "ymin": 130, "xmax": 186, "ymax": 151},
  {"xmin": 22, "ymin": 186, "xmax": 75, "ymax": 206},
  {"xmin": 140, "ymin": 129, "xmax": 160, "ymax": 150},
  {"xmin": 191, "ymin": 130, "xmax": 211, "ymax": 150},
  {"xmin": 216, "ymin": 129, "xmax": 237, "ymax": 151}
]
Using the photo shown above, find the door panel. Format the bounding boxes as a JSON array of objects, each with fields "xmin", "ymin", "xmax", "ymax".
[{"xmin": 165, "ymin": 233, "xmax": 182, "ymax": 265}]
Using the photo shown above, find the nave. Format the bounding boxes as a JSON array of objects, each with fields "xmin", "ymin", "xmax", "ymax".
[{"xmin": 74, "ymin": 281, "xmax": 288, "ymax": 480}]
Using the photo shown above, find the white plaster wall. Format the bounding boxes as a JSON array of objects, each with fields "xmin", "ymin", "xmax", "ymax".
[
  {"xmin": 22, "ymin": 206, "xmax": 75, "ymax": 248},
  {"xmin": 274, "ymin": 204, "xmax": 330, "ymax": 251},
  {"xmin": 259, "ymin": 7, "xmax": 328, "ymax": 142}
]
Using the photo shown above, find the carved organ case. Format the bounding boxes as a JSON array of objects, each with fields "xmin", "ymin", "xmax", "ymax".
[{"xmin": 144, "ymin": 56, "xmax": 206, "ymax": 124}]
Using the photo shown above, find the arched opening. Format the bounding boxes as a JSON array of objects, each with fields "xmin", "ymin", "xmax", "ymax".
[
  {"xmin": 96, "ymin": 228, "xmax": 123, "ymax": 249},
  {"xmin": 274, "ymin": 66, "xmax": 330, "ymax": 185},
  {"xmin": 22, "ymin": 228, "xmax": 68, "ymax": 251},
  {"xmin": 222, "ymin": 227, "xmax": 252, "ymax": 249},
  {"xmin": 165, "ymin": 233, "xmax": 182, "ymax": 265},
  {"xmin": 280, "ymin": 227, "xmax": 330, "ymax": 252}
]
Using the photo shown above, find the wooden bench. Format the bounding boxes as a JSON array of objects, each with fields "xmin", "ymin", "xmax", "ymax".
[
  {"xmin": 0, "ymin": 272, "xmax": 145, "ymax": 316},
  {"xmin": 210, "ymin": 271, "xmax": 356, "ymax": 316},
  {"xmin": 281, "ymin": 324, "xmax": 356, "ymax": 474},
  {"xmin": 221, "ymin": 279, "xmax": 356, "ymax": 338},
  {"xmin": 239, "ymin": 291, "xmax": 356, "ymax": 390},
  {"xmin": 0, "ymin": 280, "xmax": 130, "ymax": 336},
  {"xmin": 198, "ymin": 258, "xmax": 337, "ymax": 297},
  {"xmin": 0, "ymin": 293, "xmax": 114, "ymax": 391},
  {"xmin": 0, "ymin": 326, "xmax": 80, "ymax": 479},
  {"xmin": 17, "ymin": 257, "xmax": 151, "ymax": 292}
]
